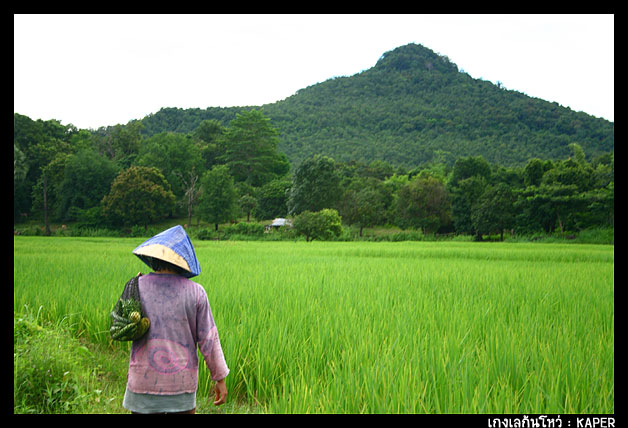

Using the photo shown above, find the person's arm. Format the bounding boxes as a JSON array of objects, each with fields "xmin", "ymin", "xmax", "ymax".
[
  {"xmin": 213, "ymin": 378, "xmax": 228, "ymax": 405},
  {"xmin": 196, "ymin": 286, "xmax": 230, "ymax": 404}
]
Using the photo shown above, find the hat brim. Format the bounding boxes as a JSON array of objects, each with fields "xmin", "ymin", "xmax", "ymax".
[{"xmin": 133, "ymin": 244, "xmax": 192, "ymax": 274}]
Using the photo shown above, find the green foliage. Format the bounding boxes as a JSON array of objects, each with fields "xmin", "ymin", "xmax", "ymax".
[
  {"xmin": 14, "ymin": 239, "xmax": 615, "ymax": 413},
  {"xmin": 128, "ymin": 44, "xmax": 613, "ymax": 170},
  {"xmin": 69, "ymin": 206, "xmax": 108, "ymax": 229},
  {"xmin": 471, "ymin": 183, "xmax": 517, "ymax": 240},
  {"xmin": 450, "ymin": 175, "xmax": 488, "ymax": 236},
  {"xmin": 197, "ymin": 165, "xmax": 237, "ymax": 230},
  {"xmin": 395, "ymin": 175, "xmax": 451, "ymax": 234},
  {"xmin": 287, "ymin": 155, "xmax": 342, "ymax": 215},
  {"xmin": 196, "ymin": 222, "xmax": 267, "ymax": 241},
  {"xmin": 14, "ymin": 307, "xmax": 100, "ymax": 413},
  {"xmin": 339, "ymin": 178, "xmax": 392, "ymax": 236},
  {"xmin": 14, "ymin": 143, "xmax": 28, "ymax": 182},
  {"xmin": 13, "ymin": 44, "xmax": 614, "ymax": 239},
  {"xmin": 254, "ymin": 177, "xmax": 291, "ymax": 220},
  {"xmin": 523, "ymin": 158, "xmax": 549, "ymax": 187},
  {"xmin": 239, "ymin": 194, "xmax": 258, "ymax": 222},
  {"xmin": 264, "ymin": 44, "xmax": 613, "ymax": 168},
  {"xmin": 101, "ymin": 166, "xmax": 175, "ymax": 227},
  {"xmin": 92, "ymin": 121, "xmax": 144, "ymax": 168},
  {"xmin": 227, "ymin": 222, "xmax": 265, "ymax": 236},
  {"xmin": 293, "ymin": 208, "xmax": 343, "ymax": 242},
  {"xmin": 220, "ymin": 109, "xmax": 290, "ymax": 187},
  {"xmin": 194, "ymin": 119, "xmax": 227, "ymax": 171},
  {"xmin": 57, "ymin": 148, "xmax": 119, "ymax": 221},
  {"xmin": 450, "ymin": 156, "xmax": 492, "ymax": 188},
  {"xmin": 14, "ymin": 114, "xmax": 74, "ymax": 222},
  {"xmin": 136, "ymin": 131, "xmax": 204, "ymax": 204}
]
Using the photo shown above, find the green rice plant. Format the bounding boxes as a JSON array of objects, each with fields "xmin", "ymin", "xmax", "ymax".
[
  {"xmin": 14, "ymin": 304, "xmax": 111, "ymax": 413},
  {"xmin": 14, "ymin": 237, "xmax": 614, "ymax": 413}
]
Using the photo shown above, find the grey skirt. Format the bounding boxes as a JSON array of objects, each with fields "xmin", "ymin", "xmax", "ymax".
[{"xmin": 123, "ymin": 387, "xmax": 196, "ymax": 414}]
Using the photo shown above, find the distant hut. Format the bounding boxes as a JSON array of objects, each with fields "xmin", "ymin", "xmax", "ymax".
[{"xmin": 265, "ymin": 218, "xmax": 293, "ymax": 232}]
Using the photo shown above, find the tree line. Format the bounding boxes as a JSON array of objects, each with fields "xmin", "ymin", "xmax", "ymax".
[{"xmin": 14, "ymin": 110, "xmax": 613, "ymax": 240}]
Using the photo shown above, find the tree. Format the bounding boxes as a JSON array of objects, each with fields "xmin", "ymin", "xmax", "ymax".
[
  {"xmin": 136, "ymin": 132, "xmax": 204, "ymax": 210},
  {"xmin": 239, "ymin": 194, "xmax": 257, "ymax": 222},
  {"xmin": 471, "ymin": 183, "xmax": 516, "ymax": 240},
  {"xmin": 517, "ymin": 182, "xmax": 584, "ymax": 235},
  {"xmin": 395, "ymin": 175, "xmax": 451, "ymax": 234},
  {"xmin": 14, "ymin": 115, "xmax": 72, "ymax": 222},
  {"xmin": 95, "ymin": 121, "xmax": 144, "ymax": 167},
  {"xmin": 450, "ymin": 175, "xmax": 488, "ymax": 237},
  {"xmin": 30, "ymin": 153, "xmax": 70, "ymax": 233},
  {"xmin": 526, "ymin": 156, "xmax": 594, "ymax": 234},
  {"xmin": 14, "ymin": 144, "xmax": 30, "ymax": 223},
  {"xmin": 194, "ymin": 119, "xmax": 225, "ymax": 144},
  {"xmin": 56, "ymin": 148, "xmax": 119, "ymax": 221},
  {"xmin": 101, "ymin": 166, "xmax": 175, "ymax": 228},
  {"xmin": 42, "ymin": 171, "xmax": 51, "ymax": 235},
  {"xmin": 523, "ymin": 158, "xmax": 547, "ymax": 187},
  {"xmin": 450, "ymin": 156, "xmax": 491, "ymax": 188},
  {"xmin": 176, "ymin": 167, "xmax": 201, "ymax": 228},
  {"xmin": 569, "ymin": 142, "xmax": 587, "ymax": 167},
  {"xmin": 293, "ymin": 209, "xmax": 343, "ymax": 242},
  {"xmin": 343, "ymin": 187, "xmax": 385, "ymax": 237},
  {"xmin": 194, "ymin": 119, "xmax": 225, "ymax": 170},
  {"xmin": 14, "ymin": 144, "xmax": 28, "ymax": 182},
  {"xmin": 287, "ymin": 155, "xmax": 342, "ymax": 215},
  {"xmin": 220, "ymin": 109, "xmax": 290, "ymax": 187},
  {"xmin": 448, "ymin": 156, "xmax": 492, "ymax": 237},
  {"xmin": 516, "ymin": 185, "xmax": 555, "ymax": 234},
  {"xmin": 255, "ymin": 177, "xmax": 292, "ymax": 220},
  {"xmin": 338, "ymin": 177, "xmax": 393, "ymax": 236},
  {"xmin": 582, "ymin": 182, "xmax": 614, "ymax": 228},
  {"xmin": 583, "ymin": 153, "xmax": 614, "ymax": 228},
  {"xmin": 197, "ymin": 165, "xmax": 237, "ymax": 231},
  {"xmin": 541, "ymin": 158, "xmax": 593, "ymax": 193}
]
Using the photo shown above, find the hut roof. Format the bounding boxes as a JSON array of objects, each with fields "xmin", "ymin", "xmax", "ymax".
[{"xmin": 271, "ymin": 218, "xmax": 291, "ymax": 227}]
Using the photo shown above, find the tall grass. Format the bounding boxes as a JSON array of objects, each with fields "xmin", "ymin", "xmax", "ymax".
[{"xmin": 14, "ymin": 237, "xmax": 613, "ymax": 413}]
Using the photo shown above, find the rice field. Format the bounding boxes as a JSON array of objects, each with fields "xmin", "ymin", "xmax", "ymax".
[{"xmin": 13, "ymin": 236, "xmax": 614, "ymax": 413}]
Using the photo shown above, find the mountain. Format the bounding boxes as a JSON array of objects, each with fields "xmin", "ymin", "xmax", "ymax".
[{"xmin": 137, "ymin": 43, "xmax": 614, "ymax": 168}]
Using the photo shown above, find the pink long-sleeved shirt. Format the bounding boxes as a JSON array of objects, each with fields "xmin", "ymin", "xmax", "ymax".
[{"xmin": 126, "ymin": 273, "xmax": 229, "ymax": 395}]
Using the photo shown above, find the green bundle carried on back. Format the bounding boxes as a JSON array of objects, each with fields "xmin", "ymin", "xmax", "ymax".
[{"xmin": 110, "ymin": 275, "xmax": 150, "ymax": 341}]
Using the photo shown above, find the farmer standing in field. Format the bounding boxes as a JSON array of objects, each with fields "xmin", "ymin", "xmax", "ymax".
[{"xmin": 121, "ymin": 225, "xmax": 229, "ymax": 414}]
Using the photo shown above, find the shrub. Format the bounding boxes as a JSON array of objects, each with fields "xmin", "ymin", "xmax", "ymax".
[
  {"xmin": 197, "ymin": 228, "xmax": 218, "ymax": 240},
  {"xmin": 293, "ymin": 209, "xmax": 343, "ymax": 242},
  {"xmin": 14, "ymin": 308, "xmax": 94, "ymax": 413},
  {"xmin": 223, "ymin": 222, "xmax": 265, "ymax": 237}
]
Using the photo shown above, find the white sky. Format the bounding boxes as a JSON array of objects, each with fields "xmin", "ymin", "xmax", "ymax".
[{"xmin": 14, "ymin": 14, "xmax": 614, "ymax": 130}]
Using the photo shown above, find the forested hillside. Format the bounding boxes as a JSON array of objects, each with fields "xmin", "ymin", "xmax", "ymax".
[
  {"xmin": 136, "ymin": 43, "xmax": 613, "ymax": 168},
  {"xmin": 14, "ymin": 43, "xmax": 614, "ymax": 240}
]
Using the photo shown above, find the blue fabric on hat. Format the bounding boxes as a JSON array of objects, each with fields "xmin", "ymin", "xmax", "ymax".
[{"xmin": 133, "ymin": 225, "xmax": 201, "ymax": 278}]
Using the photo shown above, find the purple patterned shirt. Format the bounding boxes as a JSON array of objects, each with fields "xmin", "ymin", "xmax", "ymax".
[{"xmin": 126, "ymin": 273, "xmax": 229, "ymax": 395}]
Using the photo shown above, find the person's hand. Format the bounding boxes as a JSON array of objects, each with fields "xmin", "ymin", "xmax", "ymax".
[{"xmin": 213, "ymin": 379, "xmax": 228, "ymax": 406}]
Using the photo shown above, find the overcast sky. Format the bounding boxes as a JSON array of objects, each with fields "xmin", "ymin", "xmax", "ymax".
[{"xmin": 14, "ymin": 14, "xmax": 614, "ymax": 130}]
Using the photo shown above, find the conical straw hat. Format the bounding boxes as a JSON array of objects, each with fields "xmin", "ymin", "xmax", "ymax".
[{"xmin": 132, "ymin": 225, "xmax": 201, "ymax": 278}]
